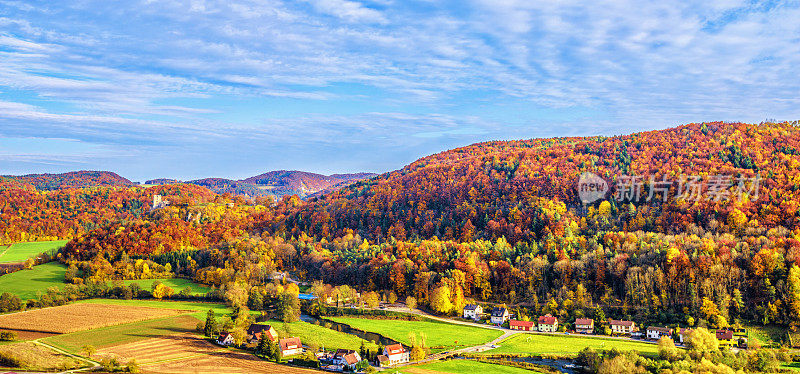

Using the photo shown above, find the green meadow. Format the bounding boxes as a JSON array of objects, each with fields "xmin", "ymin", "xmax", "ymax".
[
  {"xmin": 484, "ymin": 333, "xmax": 659, "ymax": 357},
  {"xmin": 121, "ymin": 278, "xmax": 212, "ymax": 295},
  {"xmin": 0, "ymin": 240, "xmax": 68, "ymax": 263},
  {"xmin": 394, "ymin": 359, "xmax": 546, "ymax": 374},
  {"xmin": 0, "ymin": 262, "xmax": 67, "ymax": 300},
  {"xmin": 329, "ymin": 316, "xmax": 502, "ymax": 352}
]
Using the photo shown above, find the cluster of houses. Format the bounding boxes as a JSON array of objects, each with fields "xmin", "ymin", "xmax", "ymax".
[
  {"xmin": 215, "ymin": 323, "xmax": 411, "ymax": 371},
  {"xmin": 216, "ymin": 323, "xmax": 305, "ymax": 357},
  {"xmin": 464, "ymin": 305, "xmax": 747, "ymax": 349}
]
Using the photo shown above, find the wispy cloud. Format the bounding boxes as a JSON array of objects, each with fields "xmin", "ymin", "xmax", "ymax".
[{"xmin": 0, "ymin": 0, "xmax": 798, "ymax": 179}]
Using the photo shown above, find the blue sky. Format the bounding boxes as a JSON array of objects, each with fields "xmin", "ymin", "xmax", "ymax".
[{"xmin": 1, "ymin": 0, "xmax": 798, "ymax": 181}]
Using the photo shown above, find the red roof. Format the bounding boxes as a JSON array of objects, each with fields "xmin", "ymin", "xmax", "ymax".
[
  {"xmin": 279, "ymin": 337, "xmax": 302, "ymax": 351},
  {"xmin": 575, "ymin": 318, "xmax": 594, "ymax": 326},
  {"xmin": 343, "ymin": 353, "xmax": 359, "ymax": 365},
  {"xmin": 538, "ymin": 314, "xmax": 558, "ymax": 325},
  {"xmin": 385, "ymin": 343, "xmax": 406, "ymax": 355},
  {"xmin": 509, "ymin": 319, "xmax": 535, "ymax": 328},
  {"xmin": 609, "ymin": 319, "xmax": 634, "ymax": 327},
  {"xmin": 716, "ymin": 330, "xmax": 734, "ymax": 340}
]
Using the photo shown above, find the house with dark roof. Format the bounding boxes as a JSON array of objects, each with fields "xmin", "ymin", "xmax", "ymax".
[
  {"xmin": 279, "ymin": 337, "xmax": 303, "ymax": 357},
  {"xmin": 537, "ymin": 314, "xmax": 559, "ymax": 332},
  {"xmin": 490, "ymin": 307, "xmax": 509, "ymax": 324},
  {"xmin": 509, "ymin": 319, "xmax": 535, "ymax": 331},
  {"xmin": 609, "ymin": 319, "xmax": 636, "ymax": 335},
  {"xmin": 216, "ymin": 331, "xmax": 234, "ymax": 346},
  {"xmin": 575, "ymin": 318, "xmax": 594, "ymax": 334},
  {"xmin": 247, "ymin": 323, "xmax": 278, "ymax": 344}
]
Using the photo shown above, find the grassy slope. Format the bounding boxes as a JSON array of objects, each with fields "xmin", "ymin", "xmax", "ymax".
[
  {"xmin": 72, "ymin": 299, "xmax": 232, "ymax": 319},
  {"xmin": 396, "ymin": 359, "xmax": 546, "ymax": 374},
  {"xmin": 0, "ymin": 262, "xmax": 66, "ymax": 300},
  {"xmin": 121, "ymin": 278, "xmax": 211, "ymax": 295},
  {"xmin": 329, "ymin": 317, "xmax": 502, "ymax": 352},
  {"xmin": 0, "ymin": 240, "xmax": 68, "ymax": 263},
  {"xmin": 485, "ymin": 333, "xmax": 659, "ymax": 357},
  {"xmin": 44, "ymin": 299, "xmax": 235, "ymax": 354},
  {"xmin": 270, "ymin": 319, "xmax": 378, "ymax": 352},
  {"xmin": 42, "ymin": 314, "xmax": 200, "ymax": 354}
]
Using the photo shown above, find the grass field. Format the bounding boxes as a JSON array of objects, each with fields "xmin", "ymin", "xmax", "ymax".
[
  {"xmin": 121, "ymin": 278, "xmax": 212, "ymax": 295},
  {"xmin": 329, "ymin": 317, "xmax": 502, "ymax": 352},
  {"xmin": 0, "ymin": 262, "xmax": 66, "ymax": 300},
  {"xmin": 484, "ymin": 333, "xmax": 659, "ymax": 357},
  {"xmin": 0, "ymin": 240, "xmax": 68, "ymax": 263},
  {"xmin": 44, "ymin": 314, "xmax": 200, "ymax": 354},
  {"xmin": 0, "ymin": 303, "xmax": 185, "ymax": 334},
  {"xmin": 270, "ymin": 319, "xmax": 378, "ymax": 352},
  {"xmin": 395, "ymin": 359, "xmax": 546, "ymax": 374},
  {"xmin": 73, "ymin": 299, "xmax": 234, "ymax": 320}
]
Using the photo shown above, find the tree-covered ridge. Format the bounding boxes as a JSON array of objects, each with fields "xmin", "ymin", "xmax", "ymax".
[
  {"xmin": 281, "ymin": 122, "xmax": 800, "ymax": 244},
  {"xmin": 0, "ymin": 183, "xmax": 215, "ymax": 244},
  {"xmin": 2, "ymin": 171, "xmax": 133, "ymax": 190}
]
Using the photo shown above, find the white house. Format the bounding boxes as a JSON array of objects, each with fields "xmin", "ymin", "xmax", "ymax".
[
  {"xmin": 279, "ymin": 337, "xmax": 303, "ymax": 356},
  {"xmin": 537, "ymin": 314, "xmax": 559, "ymax": 332},
  {"xmin": 379, "ymin": 344, "xmax": 409, "ymax": 366},
  {"xmin": 334, "ymin": 350, "xmax": 361, "ymax": 371},
  {"xmin": 490, "ymin": 307, "xmax": 509, "ymax": 325},
  {"xmin": 463, "ymin": 304, "xmax": 482, "ymax": 320},
  {"xmin": 646, "ymin": 326, "xmax": 672, "ymax": 340},
  {"xmin": 609, "ymin": 319, "xmax": 636, "ymax": 335},
  {"xmin": 216, "ymin": 332, "xmax": 234, "ymax": 346}
]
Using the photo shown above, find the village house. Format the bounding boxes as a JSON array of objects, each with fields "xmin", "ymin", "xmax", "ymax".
[
  {"xmin": 509, "ymin": 319, "xmax": 535, "ymax": 331},
  {"xmin": 646, "ymin": 326, "xmax": 672, "ymax": 340},
  {"xmin": 716, "ymin": 329, "xmax": 735, "ymax": 347},
  {"xmin": 332, "ymin": 349, "xmax": 362, "ymax": 371},
  {"xmin": 537, "ymin": 314, "xmax": 559, "ymax": 332},
  {"xmin": 246, "ymin": 323, "xmax": 278, "ymax": 344},
  {"xmin": 279, "ymin": 337, "xmax": 303, "ymax": 357},
  {"xmin": 216, "ymin": 332, "xmax": 234, "ymax": 346},
  {"xmin": 463, "ymin": 304, "xmax": 483, "ymax": 320},
  {"xmin": 575, "ymin": 318, "xmax": 594, "ymax": 334},
  {"xmin": 490, "ymin": 307, "xmax": 509, "ymax": 325},
  {"xmin": 609, "ymin": 319, "xmax": 637, "ymax": 335},
  {"xmin": 378, "ymin": 344, "xmax": 409, "ymax": 366}
]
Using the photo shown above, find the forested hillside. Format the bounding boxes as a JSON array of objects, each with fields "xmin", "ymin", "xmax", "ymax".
[
  {"xmin": 2, "ymin": 171, "xmax": 133, "ymax": 190},
  {"xmin": 7, "ymin": 121, "xmax": 800, "ymax": 329}
]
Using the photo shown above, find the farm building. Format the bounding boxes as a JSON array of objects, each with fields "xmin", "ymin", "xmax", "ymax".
[
  {"xmin": 609, "ymin": 319, "xmax": 636, "ymax": 335},
  {"xmin": 380, "ymin": 344, "xmax": 409, "ymax": 366},
  {"xmin": 716, "ymin": 329, "xmax": 735, "ymax": 347},
  {"xmin": 575, "ymin": 318, "xmax": 594, "ymax": 334},
  {"xmin": 463, "ymin": 304, "xmax": 483, "ymax": 320},
  {"xmin": 509, "ymin": 319, "xmax": 535, "ymax": 331},
  {"xmin": 216, "ymin": 332, "xmax": 234, "ymax": 346},
  {"xmin": 279, "ymin": 337, "xmax": 303, "ymax": 356},
  {"xmin": 646, "ymin": 326, "xmax": 672, "ymax": 340},
  {"xmin": 537, "ymin": 314, "xmax": 558, "ymax": 332},
  {"xmin": 246, "ymin": 323, "xmax": 278, "ymax": 344},
  {"xmin": 490, "ymin": 307, "xmax": 509, "ymax": 324}
]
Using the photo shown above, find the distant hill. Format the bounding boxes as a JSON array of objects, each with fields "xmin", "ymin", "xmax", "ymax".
[
  {"xmin": 146, "ymin": 171, "xmax": 377, "ymax": 198},
  {"xmin": 2, "ymin": 171, "xmax": 133, "ymax": 190}
]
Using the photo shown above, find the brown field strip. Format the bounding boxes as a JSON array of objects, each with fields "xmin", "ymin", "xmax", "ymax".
[
  {"xmin": 99, "ymin": 333, "xmax": 318, "ymax": 374},
  {"xmin": 0, "ymin": 303, "xmax": 185, "ymax": 333}
]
